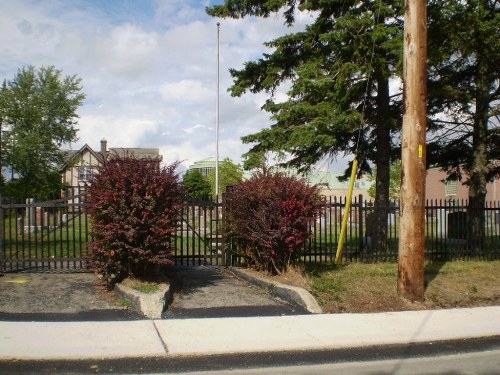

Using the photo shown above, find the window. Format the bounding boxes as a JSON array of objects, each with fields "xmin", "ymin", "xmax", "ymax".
[
  {"xmin": 78, "ymin": 166, "xmax": 93, "ymax": 182},
  {"xmin": 193, "ymin": 167, "xmax": 213, "ymax": 178},
  {"xmin": 445, "ymin": 180, "xmax": 457, "ymax": 196}
]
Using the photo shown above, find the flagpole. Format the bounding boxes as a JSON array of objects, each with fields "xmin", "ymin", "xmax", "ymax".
[{"xmin": 215, "ymin": 22, "xmax": 220, "ymax": 202}]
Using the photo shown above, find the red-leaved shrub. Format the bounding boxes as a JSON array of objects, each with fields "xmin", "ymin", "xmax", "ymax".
[
  {"xmin": 225, "ymin": 171, "xmax": 321, "ymax": 274},
  {"xmin": 87, "ymin": 156, "xmax": 182, "ymax": 288}
]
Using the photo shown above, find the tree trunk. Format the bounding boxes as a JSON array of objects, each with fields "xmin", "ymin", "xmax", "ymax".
[
  {"xmin": 373, "ymin": 72, "xmax": 392, "ymax": 254},
  {"xmin": 467, "ymin": 54, "xmax": 489, "ymax": 252}
]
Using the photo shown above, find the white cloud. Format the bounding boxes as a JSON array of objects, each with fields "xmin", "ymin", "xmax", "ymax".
[
  {"xmin": 1, "ymin": 0, "xmax": 337, "ymax": 173},
  {"xmin": 160, "ymin": 80, "xmax": 213, "ymax": 102}
]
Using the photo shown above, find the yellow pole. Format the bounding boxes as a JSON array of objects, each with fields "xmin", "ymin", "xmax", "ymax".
[{"xmin": 335, "ymin": 159, "xmax": 358, "ymax": 264}]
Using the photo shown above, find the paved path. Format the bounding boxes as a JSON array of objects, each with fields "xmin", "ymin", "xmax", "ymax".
[
  {"xmin": 0, "ymin": 266, "xmax": 307, "ymax": 321},
  {"xmin": 163, "ymin": 266, "xmax": 308, "ymax": 318}
]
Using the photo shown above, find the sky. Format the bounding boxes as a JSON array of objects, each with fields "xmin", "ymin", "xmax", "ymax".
[{"xmin": 0, "ymin": 0, "xmax": 325, "ymax": 172}]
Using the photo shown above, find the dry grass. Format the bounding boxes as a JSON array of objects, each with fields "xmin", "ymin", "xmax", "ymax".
[{"xmin": 296, "ymin": 260, "xmax": 500, "ymax": 313}]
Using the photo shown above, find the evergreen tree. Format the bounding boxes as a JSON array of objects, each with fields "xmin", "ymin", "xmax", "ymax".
[
  {"xmin": 427, "ymin": 0, "xmax": 499, "ymax": 249},
  {"xmin": 207, "ymin": 0, "xmax": 405, "ymax": 252}
]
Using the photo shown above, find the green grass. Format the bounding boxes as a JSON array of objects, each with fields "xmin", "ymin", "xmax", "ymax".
[
  {"xmin": 119, "ymin": 299, "xmax": 134, "ymax": 309},
  {"xmin": 1, "ymin": 212, "xmax": 91, "ymax": 260},
  {"xmin": 132, "ymin": 284, "xmax": 160, "ymax": 294}
]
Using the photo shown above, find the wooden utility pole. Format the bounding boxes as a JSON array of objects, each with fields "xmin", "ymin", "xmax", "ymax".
[{"xmin": 398, "ymin": 0, "xmax": 427, "ymax": 302}]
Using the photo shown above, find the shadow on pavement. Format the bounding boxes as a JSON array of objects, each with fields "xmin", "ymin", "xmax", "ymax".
[{"xmin": 162, "ymin": 265, "xmax": 309, "ymax": 319}]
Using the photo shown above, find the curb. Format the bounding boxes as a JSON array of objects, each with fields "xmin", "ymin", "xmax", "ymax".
[
  {"xmin": 230, "ymin": 267, "xmax": 322, "ymax": 314},
  {"xmin": 114, "ymin": 281, "xmax": 172, "ymax": 319}
]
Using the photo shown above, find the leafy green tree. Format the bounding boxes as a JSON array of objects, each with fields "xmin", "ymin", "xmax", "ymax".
[
  {"xmin": 207, "ymin": 0, "xmax": 404, "ymax": 252},
  {"xmin": 182, "ymin": 169, "xmax": 212, "ymax": 200},
  {"xmin": 368, "ymin": 160, "xmax": 401, "ymax": 201},
  {"xmin": 427, "ymin": 0, "xmax": 499, "ymax": 249},
  {"xmin": 0, "ymin": 66, "xmax": 85, "ymax": 198},
  {"xmin": 207, "ymin": 157, "xmax": 244, "ymax": 199}
]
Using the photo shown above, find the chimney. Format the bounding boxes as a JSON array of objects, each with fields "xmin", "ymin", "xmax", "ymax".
[{"xmin": 100, "ymin": 138, "xmax": 107, "ymax": 160}]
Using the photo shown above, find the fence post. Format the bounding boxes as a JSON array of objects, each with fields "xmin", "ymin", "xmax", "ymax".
[
  {"xmin": 358, "ymin": 194, "xmax": 364, "ymax": 257},
  {"xmin": 221, "ymin": 192, "xmax": 229, "ymax": 268},
  {"xmin": 0, "ymin": 197, "xmax": 3, "ymax": 271}
]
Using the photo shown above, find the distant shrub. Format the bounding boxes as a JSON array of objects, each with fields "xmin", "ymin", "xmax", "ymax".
[
  {"xmin": 182, "ymin": 169, "xmax": 211, "ymax": 201},
  {"xmin": 87, "ymin": 156, "xmax": 182, "ymax": 288},
  {"xmin": 225, "ymin": 171, "xmax": 321, "ymax": 274}
]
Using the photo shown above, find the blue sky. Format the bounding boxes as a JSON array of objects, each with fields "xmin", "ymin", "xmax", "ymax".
[{"xmin": 0, "ymin": 0, "xmax": 324, "ymax": 171}]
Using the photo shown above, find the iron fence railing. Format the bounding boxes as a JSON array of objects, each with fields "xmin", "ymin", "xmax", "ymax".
[
  {"xmin": 173, "ymin": 199, "xmax": 225, "ymax": 266},
  {"xmin": 1, "ymin": 192, "xmax": 498, "ymax": 273},
  {"xmin": 0, "ymin": 188, "xmax": 90, "ymax": 273},
  {"xmin": 300, "ymin": 196, "xmax": 500, "ymax": 263}
]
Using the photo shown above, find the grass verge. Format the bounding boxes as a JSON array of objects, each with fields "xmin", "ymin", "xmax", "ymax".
[{"xmin": 303, "ymin": 260, "xmax": 500, "ymax": 313}]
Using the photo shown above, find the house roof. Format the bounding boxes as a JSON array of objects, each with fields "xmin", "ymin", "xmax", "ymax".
[
  {"xmin": 59, "ymin": 145, "xmax": 161, "ymax": 171},
  {"xmin": 109, "ymin": 148, "xmax": 160, "ymax": 159},
  {"xmin": 58, "ymin": 144, "xmax": 104, "ymax": 171}
]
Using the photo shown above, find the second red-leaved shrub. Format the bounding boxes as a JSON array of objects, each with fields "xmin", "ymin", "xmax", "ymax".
[
  {"xmin": 225, "ymin": 171, "xmax": 321, "ymax": 274},
  {"xmin": 87, "ymin": 156, "xmax": 182, "ymax": 288}
]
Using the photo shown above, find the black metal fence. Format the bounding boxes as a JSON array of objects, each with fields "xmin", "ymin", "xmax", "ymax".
[
  {"xmin": 0, "ymin": 192, "xmax": 226, "ymax": 272},
  {"xmin": 299, "ymin": 196, "xmax": 500, "ymax": 263},
  {"xmin": 173, "ymin": 199, "xmax": 225, "ymax": 266},
  {"xmin": 0, "ymin": 189, "xmax": 90, "ymax": 273},
  {"xmin": 1, "ymin": 192, "xmax": 498, "ymax": 273}
]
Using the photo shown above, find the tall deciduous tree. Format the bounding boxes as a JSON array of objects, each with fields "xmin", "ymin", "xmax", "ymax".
[
  {"xmin": 427, "ymin": 0, "xmax": 499, "ymax": 250},
  {"xmin": 0, "ymin": 66, "xmax": 85, "ymax": 198},
  {"xmin": 207, "ymin": 157, "xmax": 244, "ymax": 199},
  {"xmin": 207, "ymin": 0, "xmax": 404, "ymax": 253}
]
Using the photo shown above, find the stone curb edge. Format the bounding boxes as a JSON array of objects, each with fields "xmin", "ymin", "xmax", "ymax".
[
  {"xmin": 229, "ymin": 267, "xmax": 322, "ymax": 314},
  {"xmin": 114, "ymin": 282, "xmax": 172, "ymax": 319}
]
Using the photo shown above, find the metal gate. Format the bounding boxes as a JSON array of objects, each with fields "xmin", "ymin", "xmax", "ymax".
[
  {"xmin": 0, "ymin": 196, "xmax": 228, "ymax": 273},
  {"xmin": 173, "ymin": 199, "xmax": 227, "ymax": 266},
  {"xmin": 0, "ymin": 193, "xmax": 90, "ymax": 273}
]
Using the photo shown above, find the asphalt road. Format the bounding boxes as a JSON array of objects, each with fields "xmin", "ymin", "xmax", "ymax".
[
  {"xmin": 1, "ymin": 337, "xmax": 499, "ymax": 374},
  {"xmin": 166, "ymin": 349, "xmax": 500, "ymax": 374}
]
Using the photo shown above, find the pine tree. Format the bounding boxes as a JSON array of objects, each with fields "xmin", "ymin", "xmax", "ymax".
[
  {"xmin": 427, "ymin": 0, "xmax": 499, "ymax": 250},
  {"xmin": 207, "ymin": 0, "xmax": 405, "ymax": 253}
]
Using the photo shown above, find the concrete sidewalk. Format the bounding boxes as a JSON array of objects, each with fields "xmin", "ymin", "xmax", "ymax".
[{"xmin": 1, "ymin": 306, "xmax": 499, "ymax": 360}]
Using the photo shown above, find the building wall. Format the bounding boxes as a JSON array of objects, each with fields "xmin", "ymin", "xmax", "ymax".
[
  {"xmin": 61, "ymin": 149, "xmax": 102, "ymax": 189},
  {"xmin": 321, "ymin": 189, "xmax": 372, "ymax": 201},
  {"xmin": 425, "ymin": 168, "xmax": 500, "ymax": 202}
]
